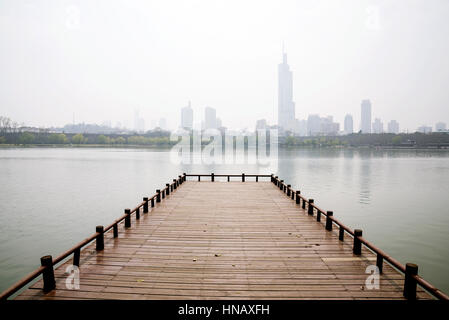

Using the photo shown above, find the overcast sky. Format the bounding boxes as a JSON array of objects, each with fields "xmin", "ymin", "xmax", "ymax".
[{"xmin": 1, "ymin": 0, "xmax": 448, "ymax": 131}]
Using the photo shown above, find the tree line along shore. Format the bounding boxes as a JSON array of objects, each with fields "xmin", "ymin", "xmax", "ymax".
[{"xmin": 0, "ymin": 131, "xmax": 448, "ymax": 148}]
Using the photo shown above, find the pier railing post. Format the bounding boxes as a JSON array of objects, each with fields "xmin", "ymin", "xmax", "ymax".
[
  {"xmin": 296, "ymin": 191, "xmax": 300, "ymax": 204},
  {"xmin": 287, "ymin": 185, "xmax": 291, "ymax": 197},
  {"xmin": 275, "ymin": 176, "xmax": 279, "ymax": 186},
  {"xmin": 73, "ymin": 248, "xmax": 80, "ymax": 267},
  {"xmin": 271, "ymin": 174, "xmax": 274, "ymax": 183},
  {"xmin": 166, "ymin": 184, "xmax": 170, "ymax": 196},
  {"xmin": 161, "ymin": 189, "xmax": 165, "ymax": 199},
  {"xmin": 403, "ymin": 263, "xmax": 418, "ymax": 300},
  {"xmin": 317, "ymin": 210, "xmax": 321, "ymax": 222},
  {"xmin": 96, "ymin": 226, "xmax": 104, "ymax": 251},
  {"xmin": 156, "ymin": 190, "xmax": 161, "ymax": 202},
  {"xmin": 308, "ymin": 199, "xmax": 314, "ymax": 215},
  {"xmin": 339, "ymin": 226, "xmax": 344, "ymax": 241},
  {"xmin": 302, "ymin": 198, "xmax": 306, "ymax": 209},
  {"xmin": 242, "ymin": 173, "xmax": 245, "ymax": 182},
  {"xmin": 183, "ymin": 173, "xmax": 186, "ymax": 182},
  {"xmin": 353, "ymin": 229, "xmax": 362, "ymax": 255},
  {"xmin": 376, "ymin": 255, "xmax": 384, "ymax": 274},
  {"xmin": 143, "ymin": 197, "xmax": 149, "ymax": 213},
  {"xmin": 113, "ymin": 222, "xmax": 118, "ymax": 238},
  {"xmin": 325, "ymin": 211, "xmax": 333, "ymax": 231},
  {"xmin": 198, "ymin": 175, "xmax": 201, "ymax": 182},
  {"xmin": 211, "ymin": 173, "xmax": 214, "ymax": 182},
  {"xmin": 279, "ymin": 180, "xmax": 284, "ymax": 190},
  {"xmin": 173, "ymin": 179, "xmax": 177, "ymax": 189},
  {"xmin": 136, "ymin": 207, "xmax": 140, "ymax": 220},
  {"xmin": 125, "ymin": 209, "xmax": 131, "ymax": 228},
  {"xmin": 178, "ymin": 175, "xmax": 182, "ymax": 185},
  {"xmin": 40, "ymin": 255, "xmax": 56, "ymax": 293},
  {"xmin": 151, "ymin": 197, "xmax": 155, "ymax": 208}
]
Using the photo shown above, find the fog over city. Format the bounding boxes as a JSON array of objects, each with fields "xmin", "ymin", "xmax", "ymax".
[{"xmin": 1, "ymin": 0, "xmax": 448, "ymax": 132}]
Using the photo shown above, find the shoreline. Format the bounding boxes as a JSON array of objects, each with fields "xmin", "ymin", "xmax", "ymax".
[{"xmin": 1, "ymin": 144, "xmax": 448, "ymax": 151}]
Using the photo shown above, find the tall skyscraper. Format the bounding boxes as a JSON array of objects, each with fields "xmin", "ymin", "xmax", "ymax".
[
  {"xmin": 278, "ymin": 51, "xmax": 295, "ymax": 131},
  {"xmin": 344, "ymin": 114, "xmax": 353, "ymax": 134},
  {"xmin": 360, "ymin": 100, "xmax": 372, "ymax": 133},
  {"xmin": 204, "ymin": 107, "xmax": 217, "ymax": 130},
  {"xmin": 181, "ymin": 101, "xmax": 193, "ymax": 129},
  {"xmin": 387, "ymin": 120, "xmax": 399, "ymax": 134}
]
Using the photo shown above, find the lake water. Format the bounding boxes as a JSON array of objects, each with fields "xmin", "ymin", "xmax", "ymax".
[{"xmin": 0, "ymin": 147, "xmax": 448, "ymax": 296}]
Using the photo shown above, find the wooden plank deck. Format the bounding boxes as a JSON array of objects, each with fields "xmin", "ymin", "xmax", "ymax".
[{"xmin": 16, "ymin": 181, "xmax": 432, "ymax": 300}]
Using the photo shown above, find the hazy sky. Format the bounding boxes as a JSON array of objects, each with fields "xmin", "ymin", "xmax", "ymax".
[{"xmin": 1, "ymin": 0, "xmax": 448, "ymax": 131}]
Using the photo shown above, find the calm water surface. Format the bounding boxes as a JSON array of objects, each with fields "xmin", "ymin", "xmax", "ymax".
[{"xmin": 0, "ymin": 147, "xmax": 448, "ymax": 295}]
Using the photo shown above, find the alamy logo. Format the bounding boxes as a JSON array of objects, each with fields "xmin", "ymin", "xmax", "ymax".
[
  {"xmin": 65, "ymin": 265, "xmax": 80, "ymax": 290},
  {"xmin": 169, "ymin": 129, "xmax": 278, "ymax": 166},
  {"xmin": 365, "ymin": 265, "xmax": 380, "ymax": 290}
]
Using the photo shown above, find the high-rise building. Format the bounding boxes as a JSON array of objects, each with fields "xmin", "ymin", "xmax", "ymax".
[
  {"xmin": 134, "ymin": 109, "xmax": 145, "ymax": 133},
  {"xmin": 417, "ymin": 125, "xmax": 432, "ymax": 133},
  {"xmin": 387, "ymin": 120, "xmax": 399, "ymax": 134},
  {"xmin": 344, "ymin": 114, "xmax": 353, "ymax": 135},
  {"xmin": 307, "ymin": 114, "xmax": 321, "ymax": 136},
  {"xmin": 181, "ymin": 101, "xmax": 193, "ymax": 129},
  {"xmin": 204, "ymin": 107, "xmax": 217, "ymax": 130},
  {"xmin": 278, "ymin": 51, "xmax": 295, "ymax": 132},
  {"xmin": 159, "ymin": 118, "xmax": 167, "ymax": 130},
  {"xmin": 256, "ymin": 119, "xmax": 267, "ymax": 130},
  {"xmin": 216, "ymin": 118, "xmax": 222, "ymax": 129},
  {"xmin": 372, "ymin": 118, "xmax": 383, "ymax": 133},
  {"xmin": 360, "ymin": 100, "xmax": 372, "ymax": 133},
  {"xmin": 435, "ymin": 122, "xmax": 447, "ymax": 132}
]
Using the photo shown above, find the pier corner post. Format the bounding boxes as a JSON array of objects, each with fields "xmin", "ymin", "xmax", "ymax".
[
  {"xmin": 308, "ymin": 199, "xmax": 314, "ymax": 215},
  {"xmin": 296, "ymin": 191, "xmax": 300, "ymax": 204},
  {"xmin": 325, "ymin": 211, "xmax": 333, "ymax": 231},
  {"xmin": 96, "ymin": 226, "xmax": 104, "ymax": 251},
  {"xmin": 40, "ymin": 255, "xmax": 56, "ymax": 293},
  {"xmin": 403, "ymin": 263, "xmax": 418, "ymax": 300},
  {"xmin": 125, "ymin": 209, "xmax": 131, "ymax": 228},
  {"xmin": 183, "ymin": 173, "xmax": 186, "ymax": 182},
  {"xmin": 353, "ymin": 229, "xmax": 362, "ymax": 255},
  {"xmin": 143, "ymin": 197, "xmax": 149, "ymax": 213}
]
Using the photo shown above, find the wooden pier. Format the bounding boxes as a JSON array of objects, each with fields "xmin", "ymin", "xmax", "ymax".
[{"xmin": 1, "ymin": 174, "xmax": 447, "ymax": 300}]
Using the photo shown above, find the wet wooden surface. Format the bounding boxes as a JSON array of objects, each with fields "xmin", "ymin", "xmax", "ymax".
[{"xmin": 17, "ymin": 181, "xmax": 432, "ymax": 300}]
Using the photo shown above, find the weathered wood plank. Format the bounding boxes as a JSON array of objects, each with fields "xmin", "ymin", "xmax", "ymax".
[{"xmin": 16, "ymin": 181, "xmax": 433, "ymax": 300}]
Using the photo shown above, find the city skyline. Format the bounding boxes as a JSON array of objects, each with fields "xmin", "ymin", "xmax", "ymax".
[{"xmin": 1, "ymin": 1, "xmax": 448, "ymax": 132}]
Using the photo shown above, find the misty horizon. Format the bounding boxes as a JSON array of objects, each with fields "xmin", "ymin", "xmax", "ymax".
[{"xmin": 1, "ymin": 0, "xmax": 448, "ymax": 132}]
